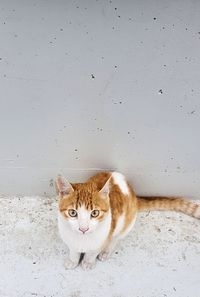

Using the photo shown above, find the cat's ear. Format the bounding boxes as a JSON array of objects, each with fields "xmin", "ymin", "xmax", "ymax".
[
  {"xmin": 99, "ymin": 177, "xmax": 111, "ymax": 198},
  {"xmin": 56, "ymin": 175, "xmax": 74, "ymax": 197}
]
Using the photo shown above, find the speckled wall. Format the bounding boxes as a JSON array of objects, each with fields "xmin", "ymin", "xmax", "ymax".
[{"xmin": 0, "ymin": 0, "xmax": 200, "ymax": 196}]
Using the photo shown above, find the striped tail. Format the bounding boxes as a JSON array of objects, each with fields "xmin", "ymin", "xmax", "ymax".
[{"xmin": 137, "ymin": 196, "xmax": 200, "ymax": 219}]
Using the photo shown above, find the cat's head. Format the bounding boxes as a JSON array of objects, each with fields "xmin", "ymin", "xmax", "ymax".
[{"xmin": 56, "ymin": 175, "xmax": 111, "ymax": 235}]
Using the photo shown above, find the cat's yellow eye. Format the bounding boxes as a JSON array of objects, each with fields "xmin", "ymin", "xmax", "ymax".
[
  {"xmin": 91, "ymin": 210, "xmax": 100, "ymax": 218},
  {"xmin": 68, "ymin": 209, "xmax": 77, "ymax": 217}
]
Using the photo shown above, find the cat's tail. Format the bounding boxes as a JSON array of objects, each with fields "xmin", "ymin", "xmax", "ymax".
[{"xmin": 137, "ymin": 196, "xmax": 200, "ymax": 219}]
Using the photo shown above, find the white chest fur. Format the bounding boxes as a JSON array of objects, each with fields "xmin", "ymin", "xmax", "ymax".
[{"xmin": 58, "ymin": 211, "xmax": 112, "ymax": 253}]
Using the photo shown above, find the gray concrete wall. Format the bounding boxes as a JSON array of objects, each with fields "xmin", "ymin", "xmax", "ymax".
[{"xmin": 0, "ymin": 0, "xmax": 200, "ymax": 197}]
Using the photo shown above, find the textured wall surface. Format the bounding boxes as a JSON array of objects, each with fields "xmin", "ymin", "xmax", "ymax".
[{"xmin": 0, "ymin": 0, "xmax": 200, "ymax": 196}]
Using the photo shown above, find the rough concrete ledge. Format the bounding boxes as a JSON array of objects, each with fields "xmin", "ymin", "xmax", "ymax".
[{"xmin": 0, "ymin": 196, "xmax": 200, "ymax": 297}]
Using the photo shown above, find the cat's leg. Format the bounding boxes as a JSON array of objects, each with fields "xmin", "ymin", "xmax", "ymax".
[
  {"xmin": 65, "ymin": 248, "xmax": 80, "ymax": 269},
  {"xmin": 98, "ymin": 237, "xmax": 118, "ymax": 261},
  {"xmin": 81, "ymin": 250, "xmax": 100, "ymax": 270}
]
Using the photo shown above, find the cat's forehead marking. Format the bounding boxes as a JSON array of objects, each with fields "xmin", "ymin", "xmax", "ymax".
[
  {"xmin": 75, "ymin": 188, "xmax": 93, "ymax": 210},
  {"xmin": 112, "ymin": 172, "xmax": 129, "ymax": 195}
]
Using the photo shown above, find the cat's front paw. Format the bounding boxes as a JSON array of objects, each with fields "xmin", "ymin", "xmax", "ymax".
[
  {"xmin": 81, "ymin": 260, "xmax": 96, "ymax": 270},
  {"xmin": 64, "ymin": 259, "xmax": 79, "ymax": 270},
  {"xmin": 98, "ymin": 251, "xmax": 110, "ymax": 262}
]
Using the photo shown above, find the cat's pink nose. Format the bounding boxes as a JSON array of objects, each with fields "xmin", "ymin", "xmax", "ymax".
[{"xmin": 79, "ymin": 227, "xmax": 89, "ymax": 234}]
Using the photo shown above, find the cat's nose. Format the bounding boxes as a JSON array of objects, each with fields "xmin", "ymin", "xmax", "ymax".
[{"xmin": 79, "ymin": 227, "xmax": 89, "ymax": 234}]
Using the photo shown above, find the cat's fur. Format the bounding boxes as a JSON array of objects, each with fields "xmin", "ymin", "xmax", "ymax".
[{"xmin": 56, "ymin": 171, "xmax": 200, "ymax": 270}]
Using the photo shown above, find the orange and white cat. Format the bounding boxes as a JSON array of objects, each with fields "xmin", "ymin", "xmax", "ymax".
[{"xmin": 56, "ymin": 171, "xmax": 200, "ymax": 270}]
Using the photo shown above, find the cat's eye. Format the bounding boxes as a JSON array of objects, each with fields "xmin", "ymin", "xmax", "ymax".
[
  {"xmin": 68, "ymin": 209, "xmax": 77, "ymax": 217},
  {"xmin": 91, "ymin": 210, "xmax": 100, "ymax": 218}
]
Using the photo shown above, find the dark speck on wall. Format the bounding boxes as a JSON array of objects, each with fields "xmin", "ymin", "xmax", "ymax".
[
  {"xmin": 153, "ymin": 17, "xmax": 157, "ymax": 20},
  {"xmin": 74, "ymin": 149, "xmax": 78, "ymax": 152},
  {"xmin": 60, "ymin": 28, "xmax": 63, "ymax": 31},
  {"xmin": 114, "ymin": 65, "xmax": 117, "ymax": 68},
  {"xmin": 158, "ymin": 89, "xmax": 163, "ymax": 94},
  {"xmin": 127, "ymin": 131, "xmax": 130, "ymax": 134},
  {"xmin": 112, "ymin": 99, "xmax": 123, "ymax": 105},
  {"xmin": 190, "ymin": 110, "xmax": 195, "ymax": 114},
  {"xmin": 91, "ymin": 74, "xmax": 95, "ymax": 79},
  {"xmin": 118, "ymin": 15, "xmax": 121, "ymax": 18},
  {"xmin": 49, "ymin": 179, "xmax": 54, "ymax": 187}
]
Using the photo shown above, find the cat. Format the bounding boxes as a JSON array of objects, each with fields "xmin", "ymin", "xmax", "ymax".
[{"xmin": 56, "ymin": 171, "xmax": 200, "ymax": 270}]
